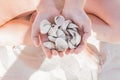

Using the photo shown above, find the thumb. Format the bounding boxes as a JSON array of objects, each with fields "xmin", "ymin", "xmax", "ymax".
[{"xmin": 31, "ymin": 23, "xmax": 41, "ymax": 47}]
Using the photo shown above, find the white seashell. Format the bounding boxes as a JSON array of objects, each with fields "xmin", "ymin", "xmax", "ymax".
[
  {"xmin": 75, "ymin": 32, "xmax": 81, "ymax": 46},
  {"xmin": 61, "ymin": 20, "xmax": 72, "ymax": 31},
  {"xmin": 70, "ymin": 36, "xmax": 76, "ymax": 45},
  {"xmin": 43, "ymin": 42, "xmax": 55, "ymax": 49},
  {"xmin": 40, "ymin": 20, "xmax": 51, "ymax": 34},
  {"xmin": 48, "ymin": 36, "xmax": 56, "ymax": 42},
  {"xmin": 56, "ymin": 29, "xmax": 66, "ymax": 39},
  {"xmin": 48, "ymin": 26, "xmax": 58, "ymax": 37},
  {"xmin": 72, "ymin": 28, "xmax": 78, "ymax": 32},
  {"xmin": 68, "ymin": 23, "xmax": 78, "ymax": 29},
  {"xmin": 67, "ymin": 29, "xmax": 81, "ymax": 46},
  {"xmin": 68, "ymin": 40, "xmax": 76, "ymax": 49},
  {"xmin": 54, "ymin": 15, "xmax": 65, "ymax": 26},
  {"xmin": 67, "ymin": 29, "xmax": 75, "ymax": 37},
  {"xmin": 55, "ymin": 38, "xmax": 68, "ymax": 51}
]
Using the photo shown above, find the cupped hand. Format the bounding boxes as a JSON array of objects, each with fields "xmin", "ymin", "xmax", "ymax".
[
  {"xmin": 31, "ymin": 6, "xmax": 61, "ymax": 58},
  {"xmin": 62, "ymin": 6, "xmax": 91, "ymax": 54}
]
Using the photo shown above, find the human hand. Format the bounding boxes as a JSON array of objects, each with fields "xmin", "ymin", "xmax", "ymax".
[
  {"xmin": 31, "ymin": 0, "xmax": 60, "ymax": 58},
  {"xmin": 62, "ymin": 2, "xmax": 91, "ymax": 54}
]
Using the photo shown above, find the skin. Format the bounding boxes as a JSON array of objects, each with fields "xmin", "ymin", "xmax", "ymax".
[
  {"xmin": 0, "ymin": 1, "xmax": 120, "ymax": 79},
  {"xmin": 32, "ymin": 0, "xmax": 91, "ymax": 58},
  {"xmin": 0, "ymin": 0, "xmax": 40, "ymax": 26}
]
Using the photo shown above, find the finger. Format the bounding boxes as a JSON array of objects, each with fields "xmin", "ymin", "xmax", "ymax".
[
  {"xmin": 58, "ymin": 51, "xmax": 64, "ymax": 57},
  {"xmin": 52, "ymin": 49, "xmax": 58, "ymax": 56},
  {"xmin": 42, "ymin": 46, "xmax": 52, "ymax": 59}
]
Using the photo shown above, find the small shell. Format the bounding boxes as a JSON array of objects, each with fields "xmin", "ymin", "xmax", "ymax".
[
  {"xmin": 67, "ymin": 29, "xmax": 75, "ymax": 37},
  {"xmin": 43, "ymin": 42, "xmax": 55, "ymax": 49},
  {"xmin": 68, "ymin": 40, "xmax": 76, "ymax": 49},
  {"xmin": 61, "ymin": 20, "xmax": 72, "ymax": 31},
  {"xmin": 56, "ymin": 29, "xmax": 66, "ymax": 39},
  {"xmin": 66, "ymin": 35, "xmax": 71, "ymax": 40},
  {"xmin": 48, "ymin": 26, "xmax": 58, "ymax": 37},
  {"xmin": 75, "ymin": 32, "xmax": 81, "ymax": 46},
  {"xmin": 40, "ymin": 20, "xmax": 51, "ymax": 34},
  {"xmin": 70, "ymin": 36, "xmax": 76, "ymax": 45},
  {"xmin": 67, "ymin": 29, "xmax": 81, "ymax": 46},
  {"xmin": 72, "ymin": 28, "xmax": 78, "ymax": 32},
  {"xmin": 54, "ymin": 15, "xmax": 65, "ymax": 26},
  {"xmin": 68, "ymin": 23, "xmax": 78, "ymax": 29},
  {"xmin": 55, "ymin": 38, "xmax": 68, "ymax": 51},
  {"xmin": 48, "ymin": 36, "xmax": 56, "ymax": 42}
]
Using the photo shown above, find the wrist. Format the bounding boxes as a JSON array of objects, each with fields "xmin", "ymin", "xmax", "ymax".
[
  {"xmin": 37, "ymin": 0, "xmax": 56, "ymax": 11},
  {"xmin": 64, "ymin": 0, "xmax": 86, "ymax": 9}
]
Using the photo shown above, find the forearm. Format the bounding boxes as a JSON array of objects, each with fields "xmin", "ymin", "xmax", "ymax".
[
  {"xmin": 0, "ymin": 0, "xmax": 39, "ymax": 26},
  {"xmin": 37, "ymin": 0, "xmax": 56, "ymax": 11},
  {"xmin": 64, "ymin": 0, "xmax": 86, "ymax": 9}
]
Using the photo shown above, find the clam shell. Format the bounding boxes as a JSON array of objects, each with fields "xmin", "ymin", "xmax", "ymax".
[
  {"xmin": 61, "ymin": 20, "xmax": 72, "ymax": 31},
  {"xmin": 48, "ymin": 36, "xmax": 56, "ymax": 42},
  {"xmin": 70, "ymin": 36, "xmax": 76, "ymax": 45},
  {"xmin": 48, "ymin": 25, "xmax": 58, "ymax": 37},
  {"xmin": 56, "ymin": 29, "xmax": 66, "ymax": 39},
  {"xmin": 72, "ymin": 28, "xmax": 78, "ymax": 32},
  {"xmin": 67, "ymin": 29, "xmax": 75, "ymax": 37},
  {"xmin": 68, "ymin": 23, "xmax": 78, "ymax": 29},
  {"xmin": 75, "ymin": 32, "xmax": 81, "ymax": 46},
  {"xmin": 43, "ymin": 42, "xmax": 55, "ymax": 49},
  {"xmin": 67, "ymin": 29, "xmax": 81, "ymax": 46},
  {"xmin": 54, "ymin": 15, "xmax": 65, "ymax": 26},
  {"xmin": 55, "ymin": 38, "xmax": 68, "ymax": 51},
  {"xmin": 40, "ymin": 20, "xmax": 51, "ymax": 34}
]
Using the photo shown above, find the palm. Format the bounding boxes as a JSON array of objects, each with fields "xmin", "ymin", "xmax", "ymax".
[
  {"xmin": 32, "ymin": 9, "xmax": 60, "ymax": 58},
  {"xmin": 62, "ymin": 9, "xmax": 91, "ymax": 54}
]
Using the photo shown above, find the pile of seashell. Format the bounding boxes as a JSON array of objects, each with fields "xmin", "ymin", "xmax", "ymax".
[{"xmin": 40, "ymin": 15, "xmax": 81, "ymax": 51}]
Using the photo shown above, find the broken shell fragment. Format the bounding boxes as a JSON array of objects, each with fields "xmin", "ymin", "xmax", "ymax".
[
  {"xmin": 54, "ymin": 15, "xmax": 65, "ymax": 26},
  {"xmin": 55, "ymin": 38, "xmax": 68, "ymax": 51},
  {"xmin": 67, "ymin": 29, "xmax": 75, "ymax": 37},
  {"xmin": 43, "ymin": 42, "xmax": 55, "ymax": 49},
  {"xmin": 40, "ymin": 20, "xmax": 51, "ymax": 34}
]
